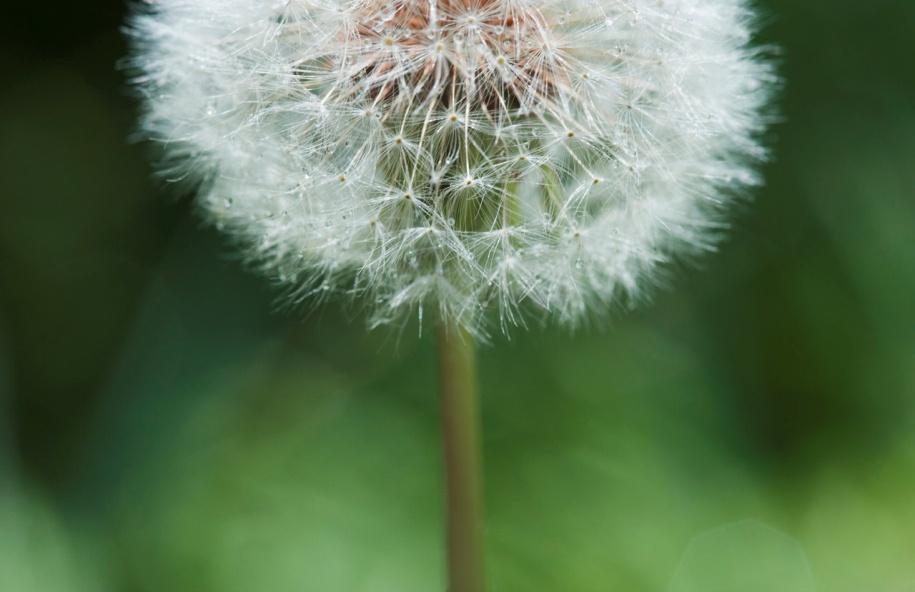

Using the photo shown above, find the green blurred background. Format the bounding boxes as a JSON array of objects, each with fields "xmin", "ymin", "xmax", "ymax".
[{"xmin": 1, "ymin": 1, "xmax": 913, "ymax": 590}]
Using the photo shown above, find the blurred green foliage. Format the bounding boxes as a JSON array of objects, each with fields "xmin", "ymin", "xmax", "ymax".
[{"xmin": 1, "ymin": 1, "xmax": 914, "ymax": 591}]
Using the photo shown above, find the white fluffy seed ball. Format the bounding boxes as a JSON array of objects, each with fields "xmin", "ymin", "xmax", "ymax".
[{"xmin": 128, "ymin": 0, "xmax": 776, "ymax": 335}]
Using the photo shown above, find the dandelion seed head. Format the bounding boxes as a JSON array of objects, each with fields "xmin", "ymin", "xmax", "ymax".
[{"xmin": 128, "ymin": 0, "xmax": 776, "ymax": 336}]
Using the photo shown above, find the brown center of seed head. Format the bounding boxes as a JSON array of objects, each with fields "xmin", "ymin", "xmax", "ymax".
[{"xmin": 342, "ymin": 0, "xmax": 563, "ymax": 112}]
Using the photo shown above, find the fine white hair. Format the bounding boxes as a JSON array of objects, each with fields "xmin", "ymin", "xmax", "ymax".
[{"xmin": 128, "ymin": 0, "xmax": 776, "ymax": 336}]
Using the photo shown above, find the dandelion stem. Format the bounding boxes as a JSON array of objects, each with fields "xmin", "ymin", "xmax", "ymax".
[{"xmin": 437, "ymin": 324, "xmax": 485, "ymax": 592}]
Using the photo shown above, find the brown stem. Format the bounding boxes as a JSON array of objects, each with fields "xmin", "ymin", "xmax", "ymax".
[{"xmin": 437, "ymin": 324, "xmax": 485, "ymax": 592}]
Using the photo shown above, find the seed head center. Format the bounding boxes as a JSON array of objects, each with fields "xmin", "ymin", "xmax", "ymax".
[{"xmin": 342, "ymin": 0, "xmax": 563, "ymax": 111}]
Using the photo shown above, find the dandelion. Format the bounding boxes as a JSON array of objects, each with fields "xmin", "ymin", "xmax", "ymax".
[
  {"xmin": 128, "ymin": 1, "xmax": 775, "ymax": 589},
  {"xmin": 129, "ymin": 0, "xmax": 775, "ymax": 336}
]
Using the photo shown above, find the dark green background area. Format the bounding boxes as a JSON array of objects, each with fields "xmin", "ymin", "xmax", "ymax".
[{"xmin": 1, "ymin": 2, "xmax": 913, "ymax": 590}]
